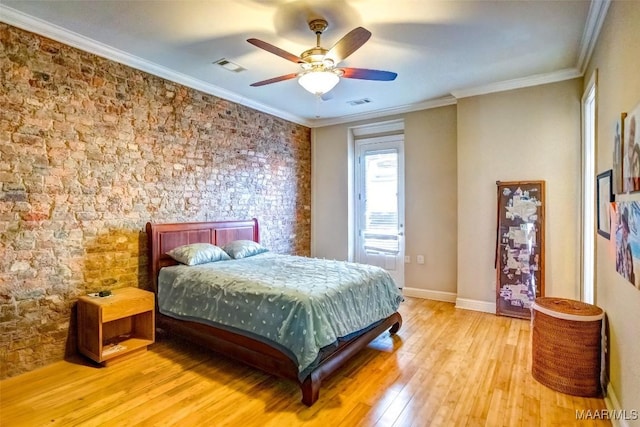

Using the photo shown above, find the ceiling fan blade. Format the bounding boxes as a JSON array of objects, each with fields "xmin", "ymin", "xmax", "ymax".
[
  {"xmin": 341, "ymin": 68, "xmax": 398, "ymax": 81},
  {"xmin": 326, "ymin": 27, "xmax": 371, "ymax": 64},
  {"xmin": 247, "ymin": 38, "xmax": 303, "ymax": 64},
  {"xmin": 250, "ymin": 73, "xmax": 299, "ymax": 87}
]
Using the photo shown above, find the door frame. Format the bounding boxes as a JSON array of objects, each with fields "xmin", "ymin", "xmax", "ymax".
[{"xmin": 580, "ymin": 70, "xmax": 597, "ymax": 304}]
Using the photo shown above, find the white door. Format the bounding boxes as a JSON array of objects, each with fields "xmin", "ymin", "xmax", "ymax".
[{"xmin": 355, "ymin": 136, "xmax": 405, "ymax": 288}]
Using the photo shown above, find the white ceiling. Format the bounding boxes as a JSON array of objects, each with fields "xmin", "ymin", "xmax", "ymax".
[{"xmin": 1, "ymin": 1, "xmax": 608, "ymax": 128}]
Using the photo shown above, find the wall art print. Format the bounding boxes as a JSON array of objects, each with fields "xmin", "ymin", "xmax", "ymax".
[
  {"xmin": 495, "ymin": 181, "xmax": 545, "ymax": 319},
  {"xmin": 613, "ymin": 201, "xmax": 640, "ymax": 291},
  {"xmin": 623, "ymin": 102, "xmax": 640, "ymax": 193}
]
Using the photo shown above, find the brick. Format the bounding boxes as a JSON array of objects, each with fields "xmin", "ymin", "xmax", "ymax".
[{"xmin": 0, "ymin": 23, "xmax": 311, "ymax": 378}]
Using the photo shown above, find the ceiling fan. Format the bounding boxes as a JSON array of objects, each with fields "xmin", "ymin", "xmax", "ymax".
[{"xmin": 247, "ymin": 19, "xmax": 397, "ymax": 96}]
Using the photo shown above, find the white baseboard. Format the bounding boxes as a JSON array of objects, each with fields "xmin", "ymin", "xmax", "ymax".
[
  {"xmin": 403, "ymin": 291, "xmax": 497, "ymax": 314},
  {"xmin": 455, "ymin": 297, "xmax": 496, "ymax": 314},
  {"xmin": 402, "ymin": 287, "xmax": 456, "ymax": 303},
  {"xmin": 605, "ymin": 384, "xmax": 632, "ymax": 427}
]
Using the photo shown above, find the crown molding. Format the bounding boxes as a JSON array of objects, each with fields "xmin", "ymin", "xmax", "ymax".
[
  {"xmin": 1, "ymin": 1, "xmax": 608, "ymax": 129},
  {"xmin": 450, "ymin": 68, "xmax": 582, "ymax": 100},
  {"xmin": 0, "ymin": 5, "xmax": 312, "ymax": 127},
  {"xmin": 577, "ymin": 0, "xmax": 611, "ymax": 74},
  {"xmin": 308, "ymin": 96, "xmax": 458, "ymax": 128},
  {"xmin": 351, "ymin": 119, "xmax": 405, "ymax": 137}
]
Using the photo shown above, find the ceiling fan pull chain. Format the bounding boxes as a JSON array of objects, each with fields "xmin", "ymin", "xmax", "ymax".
[{"xmin": 315, "ymin": 94, "xmax": 322, "ymax": 118}]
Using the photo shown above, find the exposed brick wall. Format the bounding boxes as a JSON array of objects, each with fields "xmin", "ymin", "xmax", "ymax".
[{"xmin": 0, "ymin": 24, "xmax": 311, "ymax": 378}]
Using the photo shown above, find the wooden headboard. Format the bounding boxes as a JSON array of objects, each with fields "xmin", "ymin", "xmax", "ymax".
[{"xmin": 145, "ymin": 219, "xmax": 259, "ymax": 292}]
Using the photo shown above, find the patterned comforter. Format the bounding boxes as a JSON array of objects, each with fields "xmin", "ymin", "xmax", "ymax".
[{"xmin": 157, "ymin": 252, "xmax": 403, "ymax": 377}]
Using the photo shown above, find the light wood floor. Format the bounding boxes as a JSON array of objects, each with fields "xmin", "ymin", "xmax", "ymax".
[{"xmin": 1, "ymin": 298, "xmax": 610, "ymax": 426}]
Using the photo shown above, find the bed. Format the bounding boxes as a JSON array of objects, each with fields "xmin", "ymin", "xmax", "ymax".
[{"xmin": 146, "ymin": 219, "xmax": 403, "ymax": 406}]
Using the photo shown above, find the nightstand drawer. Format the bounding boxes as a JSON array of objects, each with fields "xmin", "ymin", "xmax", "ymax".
[{"xmin": 102, "ymin": 292, "xmax": 154, "ymax": 322}]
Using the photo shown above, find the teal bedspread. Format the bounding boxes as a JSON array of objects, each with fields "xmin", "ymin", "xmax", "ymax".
[{"xmin": 157, "ymin": 253, "xmax": 403, "ymax": 376}]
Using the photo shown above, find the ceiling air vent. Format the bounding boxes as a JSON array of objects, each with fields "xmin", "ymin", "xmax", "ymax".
[
  {"xmin": 213, "ymin": 58, "xmax": 246, "ymax": 73},
  {"xmin": 347, "ymin": 98, "xmax": 372, "ymax": 106}
]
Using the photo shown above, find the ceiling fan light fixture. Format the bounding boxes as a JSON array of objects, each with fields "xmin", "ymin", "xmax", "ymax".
[{"xmin": 298, "ymin": 70, "xmax": 340, "ymax": 95}]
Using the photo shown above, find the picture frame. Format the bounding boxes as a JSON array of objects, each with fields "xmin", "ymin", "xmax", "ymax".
[
  {"xmin": 495, "ymin": 180, "xmax": 545, "ymax": 319},
  {"xmin": 613, "ymin": 112, "xmax": 626, "ymax": 194},
  {"xmin": 597, "ymin": 169, "xmax": 614, "ymax": 239},
  {"xmin": 623, "ymin": 103, "xmax": 640, "ymax": 193}
]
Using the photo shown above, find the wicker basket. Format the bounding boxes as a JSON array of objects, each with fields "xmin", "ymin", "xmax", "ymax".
[{"xmin": 531, "ymin": 297, "xmax": 604, "ymax": 397}]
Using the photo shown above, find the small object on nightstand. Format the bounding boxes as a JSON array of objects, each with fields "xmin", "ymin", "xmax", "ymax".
[
  {"xmin": 98, "ymin": 290, "xmax": 112, "ymax": 297},
  {"xmin": 77, "ymin": 287, "xmax": 155, "ymax": 366}
]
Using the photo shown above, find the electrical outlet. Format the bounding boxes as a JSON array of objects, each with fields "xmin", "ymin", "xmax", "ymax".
[
  {"xmin": 417, "ymin": 255, "xmax": 425, "ymax": 264},
  {"xmin": 404, "ymin": 256, "xmax": 410, "ymax": 263}
]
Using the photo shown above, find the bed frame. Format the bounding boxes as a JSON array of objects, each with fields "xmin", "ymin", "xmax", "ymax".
[{"xmin": 146, "ymin": 219, "xmax": 402, "ymax": 406}]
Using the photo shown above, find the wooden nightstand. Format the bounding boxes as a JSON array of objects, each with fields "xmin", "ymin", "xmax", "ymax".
[{"xmin": 77, "ymin": 287, "xmax": 155, "ymax": 365}]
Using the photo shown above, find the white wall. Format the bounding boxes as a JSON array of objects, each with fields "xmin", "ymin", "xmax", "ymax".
[
  {"xmin": 312, "ymin": 123, "xmax": 353, "ymax": 261},
  {"xmin": 404, "ymin": 107, "xmax": 457, "ymax": 294},
  {"xmin": 312, "ymin": 107, "xmax": 458, "ymax": 296},
  {"xmin": 586, "ymin": 0, "xmax": 640, "ymax": 418},
  {"xmin": 456, "ymin": 80, "xmax": 582, "ymax": 308}
]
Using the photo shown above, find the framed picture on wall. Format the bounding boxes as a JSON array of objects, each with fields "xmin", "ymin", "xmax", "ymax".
[
  {"xmin": 495, "ymin": 180, "xmax": 545, "ymax": 319},
  {"xmin": 613, "ymin": 112, "xmax": 626, "ymax": 194},
  {"xmin": 623, "ymin": 103, "xmax": 640, "ymax": 193},
  {"xmin": 613, "ymin": 201, "xmax": 640, "ymax": 291},
  {"xmin": 597, "ymin": 169, "xmax": 614, "ymax": 239}
]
